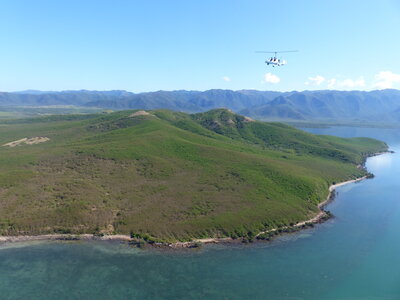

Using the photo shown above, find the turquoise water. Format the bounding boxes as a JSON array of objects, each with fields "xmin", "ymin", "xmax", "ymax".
[{"xmin": 1, "ymin": 127, "xmax": 400, "ymax": 300}]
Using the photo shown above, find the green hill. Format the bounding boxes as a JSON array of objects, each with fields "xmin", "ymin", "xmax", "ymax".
[{"xmin": 0, "ymin": 109, "xmax": 387, "ymax": 242}]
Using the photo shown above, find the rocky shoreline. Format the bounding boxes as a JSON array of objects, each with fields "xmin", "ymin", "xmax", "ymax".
[
  {"xmin": 0, "ymin": 175, "xmax": 368, "ymax": 249},
  {"xmin": 0, "ymin": 151, "xmax": 392, "ymax": 249}
]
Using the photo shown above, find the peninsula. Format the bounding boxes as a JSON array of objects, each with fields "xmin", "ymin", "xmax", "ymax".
[{"xmin": 0, "ymin": 109, "xmax": 387, "ymax": 243}]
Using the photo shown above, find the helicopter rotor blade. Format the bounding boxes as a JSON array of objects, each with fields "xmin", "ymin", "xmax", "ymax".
[
  {"xmin": 255, "ymin": 50, "xmax": 298, "ymax": 53},
  {"xmin": 277, "ymin": 50, "xmax": 298, "ymax": 53}
]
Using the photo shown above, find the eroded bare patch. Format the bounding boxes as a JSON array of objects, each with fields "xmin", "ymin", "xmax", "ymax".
[
  {"xmin": 243, "ymin": 116, "xmax": 255, "ymax": 122},
  {"xmin": 3, "ymin": 137, "xmax": 50, "ymax": 147},
  {"xmin": 129, "ymin": 110, "xmax": 150, "ymax": 117}
]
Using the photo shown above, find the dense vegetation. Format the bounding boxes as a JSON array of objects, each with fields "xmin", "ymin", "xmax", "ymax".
[{"xmin": 0, "ymin": 109, "xmax": 387, "ymax": 242}]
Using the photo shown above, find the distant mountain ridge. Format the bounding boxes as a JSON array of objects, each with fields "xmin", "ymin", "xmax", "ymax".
[
  {"xmin": 240, "ymin": 89, "xmax": 400, "ymax": 123},
  {"xmin": 2, "ymin": 89, "xmax": 400, "ymax": 123},
  {"xmin": 1, "ymin": 89, "xmax": 286, "ymax": 112}
]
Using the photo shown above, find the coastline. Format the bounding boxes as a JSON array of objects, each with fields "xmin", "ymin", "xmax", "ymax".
[
  {"xmin": 0, "ymin": 234, "xmax": 132, "ymax": 243},
  {"xmin": 0, "ymin": 151, "xmax": 391, "ymax": 248},
  {"xmin": 0, "ymin": 175, "xmax": 368, "ymax": 248},
  {"xmin": 185, "ymin": 175, "xmax": 368, "ymax": 247}
]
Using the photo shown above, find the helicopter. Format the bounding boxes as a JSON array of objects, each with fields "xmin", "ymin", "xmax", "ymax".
[{"xmin": 256, "ymin": 50, "xmax": 298, "ymax": 67}]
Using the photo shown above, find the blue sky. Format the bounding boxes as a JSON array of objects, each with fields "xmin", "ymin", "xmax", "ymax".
[{"xmin": 1, "ymin": 0, "xmax": 399, "ymax": 92}]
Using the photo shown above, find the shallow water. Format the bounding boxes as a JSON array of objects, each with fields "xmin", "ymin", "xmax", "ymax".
[{"xmin": 1, "ymin": 127, "xmax": 400, "ymax": 300}]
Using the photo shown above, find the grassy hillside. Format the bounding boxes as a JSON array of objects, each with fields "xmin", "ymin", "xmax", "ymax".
[
  {"xmin": 0, "ymin": 106, "xmax": 103, "ymax": 120},
  {"xmin": 0, "ymin": 109, "xmax": 387, "ymax": 242}
]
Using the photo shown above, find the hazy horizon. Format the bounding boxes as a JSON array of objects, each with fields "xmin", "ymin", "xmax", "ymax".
[{"xmin": 6, "ymin": 88, "xmax": 400, "ymax": 94}]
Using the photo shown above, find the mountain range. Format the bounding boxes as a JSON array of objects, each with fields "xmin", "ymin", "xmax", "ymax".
[{"xmin": 2, "ymin": 89, "xmax": 400, "ymax": 124}]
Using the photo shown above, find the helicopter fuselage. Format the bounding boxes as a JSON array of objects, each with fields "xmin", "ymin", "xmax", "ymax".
[
  {"xmin": 257, "ymin": 50, "xmax": 296, "ymax": 67},
  {"xmin": 265, "ymin": 59, "xmax": 286, "ymax": 67}
]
